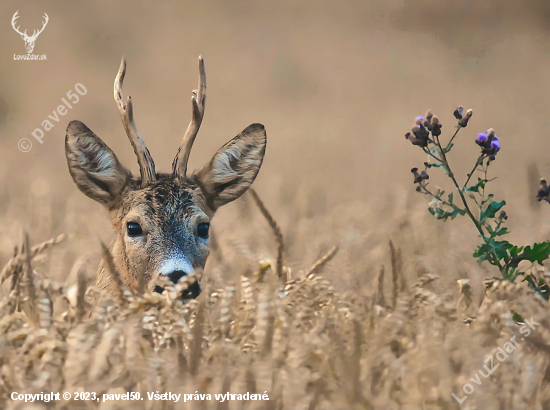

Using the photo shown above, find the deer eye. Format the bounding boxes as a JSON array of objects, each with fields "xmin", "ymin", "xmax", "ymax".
[
  {"xmin": 127, "ymin": 222, "xmax": 143, "ymax": 237},
  {"xmin": 197, "ymin": 223, "xmax": 209, "ymax": 239}
]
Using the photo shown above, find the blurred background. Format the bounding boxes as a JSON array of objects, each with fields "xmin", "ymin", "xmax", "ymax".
[{"xmin": 2, "ymin": 0, "xmax": 550, "ymax": 295}]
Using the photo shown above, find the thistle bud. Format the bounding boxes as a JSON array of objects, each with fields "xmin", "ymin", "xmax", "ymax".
[
  {"xmin": 411, "ymin": 167, "xmax": 422, "ymax": 184},
  {"xmin": 425, "ymin": 110, "xmax": 433, "ymax": 123},
  {"xmin": 453, "ymin": 106, "xmax": 463, "ymax": 120},
  {"xmin": 424, "ymin": 110, "xmax": 433, "ymax": 130},
  {"xmin": 537, "ymin": 178, "xmax": 550, "ymax": 202},
  {"xmin": 409, "ymin": 121, "xmax": 430, "ymax": 147},
  {"xmin": 411, "ymin": 167, "xmax": 429, "ymax": 184},
  {"xmin": 431, "ymin": 116, "xmax": 442, "ymax": 137},
  {"xmin": 458, "ymin": 109, "xmax": 473, "ymax": 127}
]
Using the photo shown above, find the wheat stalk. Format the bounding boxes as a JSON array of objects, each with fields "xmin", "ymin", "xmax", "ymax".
[{"xmin": 249, "ymin": 188, "xmax": 285, "ymax": 281}]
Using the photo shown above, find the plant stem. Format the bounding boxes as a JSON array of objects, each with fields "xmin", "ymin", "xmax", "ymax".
[
  {"xmin": 432, "ymin": 132, "xmax": 504, "ymax": 272},
  {"xmin": 422, "ymin": 147, "xmax": 443, "ymax": 163},
  {"xmin": 479, "ymin": 160, "xmax": 489, "ymax": 220},
  {"xmin": 463, "ymin": 155, "xmax": 484, "ymax": 189},
  {"xmin": 445, "ymin": 126, "xmax": 461, "ymax": 151},
  {"xmin": 418, "ymin": 183, "xmax": 452, "ymax": 207}
]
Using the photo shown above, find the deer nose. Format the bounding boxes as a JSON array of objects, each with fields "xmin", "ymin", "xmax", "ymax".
[
  {"xmin": 156, "ymin": 258, "xmax": 200, "ymax": 298},
  {"xmin": 167, "ymin": 270, "xmax": 186, "ymax": 284},
  {"xmin": 167, "ymin": 270, "xmax": 201, "ymax": 299}
]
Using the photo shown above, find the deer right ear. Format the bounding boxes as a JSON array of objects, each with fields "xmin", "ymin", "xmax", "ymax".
[
  {"xmin": 65, "ymin": 120, "xmax": 130, "ymax": 207},
  {"xmin": 195, "ymin": 123, "xmax": 267, "ymax": 211}
]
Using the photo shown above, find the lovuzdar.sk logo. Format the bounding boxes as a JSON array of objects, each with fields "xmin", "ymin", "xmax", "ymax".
[{"xmin": 12, "ymin": 10, "xmax": 48, "ymax": 61}]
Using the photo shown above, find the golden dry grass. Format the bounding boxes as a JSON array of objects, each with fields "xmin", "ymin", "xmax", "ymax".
[{"xmin": 2, "ymin": 187, "xmax": 550, "ymax": 410}]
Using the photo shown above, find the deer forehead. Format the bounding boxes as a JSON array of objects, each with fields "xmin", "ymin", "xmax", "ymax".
[{"xmin": 114, "ymin": 177, "xmax": 210, "ymax": 227}]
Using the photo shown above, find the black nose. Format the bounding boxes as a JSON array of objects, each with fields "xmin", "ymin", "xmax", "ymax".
[
  {"xmin": 153, "ymin": 270, "xmax": 201, "ymax": 299},
  {"xmin": 168, "ymin": 270, "xmax": 186, "ymax": 284}
]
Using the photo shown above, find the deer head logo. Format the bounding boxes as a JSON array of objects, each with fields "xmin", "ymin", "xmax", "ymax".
[{"xmin": 11, "ymin": 11, "xmax": 49, "ymax": 54}]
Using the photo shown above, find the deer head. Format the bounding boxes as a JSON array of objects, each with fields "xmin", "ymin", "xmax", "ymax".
[
  {"xmin": 65, "ymin": 57, "xmax": 267, "ymax": 299},
  {"xmin": 11, "ymin": 11, "xmax": 49, "ymax": 54}
]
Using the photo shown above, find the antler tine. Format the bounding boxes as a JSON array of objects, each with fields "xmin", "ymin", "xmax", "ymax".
[
  {"xmin": 173, "ymin": 55, "xmax": 206, "ymax": 180},
  {"xmin": 11, "ymin": 11, "xmax": 25, "ymax": 36},
  {"xmin": 114, "ymin": 58, "xmax": 157, "ymax": 187},
  {"xmin": 35, "ymin": 13, "xmax": 49, "ymax": 37}
]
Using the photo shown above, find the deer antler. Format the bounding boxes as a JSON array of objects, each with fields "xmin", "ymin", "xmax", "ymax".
[
  {"xmin": 11, "ymin": 11, "xmax": 27, "ymax": 37},
  {"xmin": 173, "ymin": 56, "xmax": 206, "ymax": 180},
  {"xmin": 29, "ymin": 13, "xmax": 48, "ymax": 40},
  {"xmin": 114, "ymin": 58, "xmax": 157, "ymax": 187}
]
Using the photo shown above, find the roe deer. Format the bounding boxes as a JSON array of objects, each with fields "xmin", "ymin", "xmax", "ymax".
[{"xmin": 65, "ymin": 56, "xmax": 267, "ymax": 299}]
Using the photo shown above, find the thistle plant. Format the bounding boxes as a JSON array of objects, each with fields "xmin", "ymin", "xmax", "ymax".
[{"xmin": 405, "ymin": 107, "xmax": 550, "ymax": 299}]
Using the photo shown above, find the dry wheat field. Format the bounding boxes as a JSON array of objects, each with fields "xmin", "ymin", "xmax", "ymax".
[
  {"xmin": 3, "ymin": 0, "xmax": 550, "ymax": 409},
  {"xmin": 3, "ymin": 175, "xmax": 550, "ymax": 410}
]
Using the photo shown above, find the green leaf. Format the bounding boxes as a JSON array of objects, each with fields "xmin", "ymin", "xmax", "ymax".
[
  {"xmin": 473, "ymin": 243, "xmax": 492, "ymax": 262},
  {"xmin": 486, "ymin": 225, "xmax": 508, "ymax": 238},
  {"xmin": 444, "ymin": 143, "xmax": 454, "ymax": 153},
  {"xmin": 512, "ymin": 311, "xmax": 524, "ymax": 322},
  {"xmin": 448, "ymin": 204, "xmax": 465, "ymax": 220},
  {"xmin": 464, "ymin": 178, "xmax": 486, "ymax": 193},
  {"xmin": 474, "ymin": 239, "xmax": 514, "ymax": 266},
  {"xmin": 448, "ymin": 192, "xmax": 454, "ymax": 205},
  {"xmin": 505, "ymin": 242, "xmax": 550, "ymax": 277},
  {"xmin": 495, "ymin": 227, "xmax": 508, "ymax": 236},
  {"xmin": 522, "ymin": 274, "xmax": 550, "ymax": 301},
  {"xmin": 517, "ymin": 242, "xmax": 550, "ymax": 264},
  {"xmin": 492, "ymin": 240, "xmax": 514, "ymax": 263},
  {"xmin": 481, "ymin": 194, "xmax": 494, "ymax": 205},
  {"xmin": 480, "ymin": 200, "xmax": 506, "ymax": 223}
]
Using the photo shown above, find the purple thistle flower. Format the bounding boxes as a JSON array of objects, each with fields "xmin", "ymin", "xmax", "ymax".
[
  {"xmin": 490, "ymin": 136, "xmax": 500, "ymax": 151},
  {"xmin": 476, "ymin": 129, "xmax": 500, "ymax": 156},
  {"xmin": 476, "ymin": 132, "xmax": 488, "ymax": 144}
]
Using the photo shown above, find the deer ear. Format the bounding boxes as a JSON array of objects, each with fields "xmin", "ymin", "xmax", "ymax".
[
  {"xmin": 196, "ymin": 123, "xmax": 266, "ymax": 210},
  {"xmin": 65, "ymin": 120, "xmax": 130, "ymax": 207}
]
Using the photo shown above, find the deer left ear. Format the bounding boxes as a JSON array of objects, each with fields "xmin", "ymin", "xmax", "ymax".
[
  {"xmin": 65, "ymin": 120, "xmax": 130, "ymax": 208},
  {"xmin": 196, "ymin": 123, "xmax": 266, "ymax": 210}
]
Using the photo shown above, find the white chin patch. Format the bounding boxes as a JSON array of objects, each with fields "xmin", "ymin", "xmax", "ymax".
[{"xmin": 158, "ymin": 257, "xmax": 194, "ymax": 276}]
